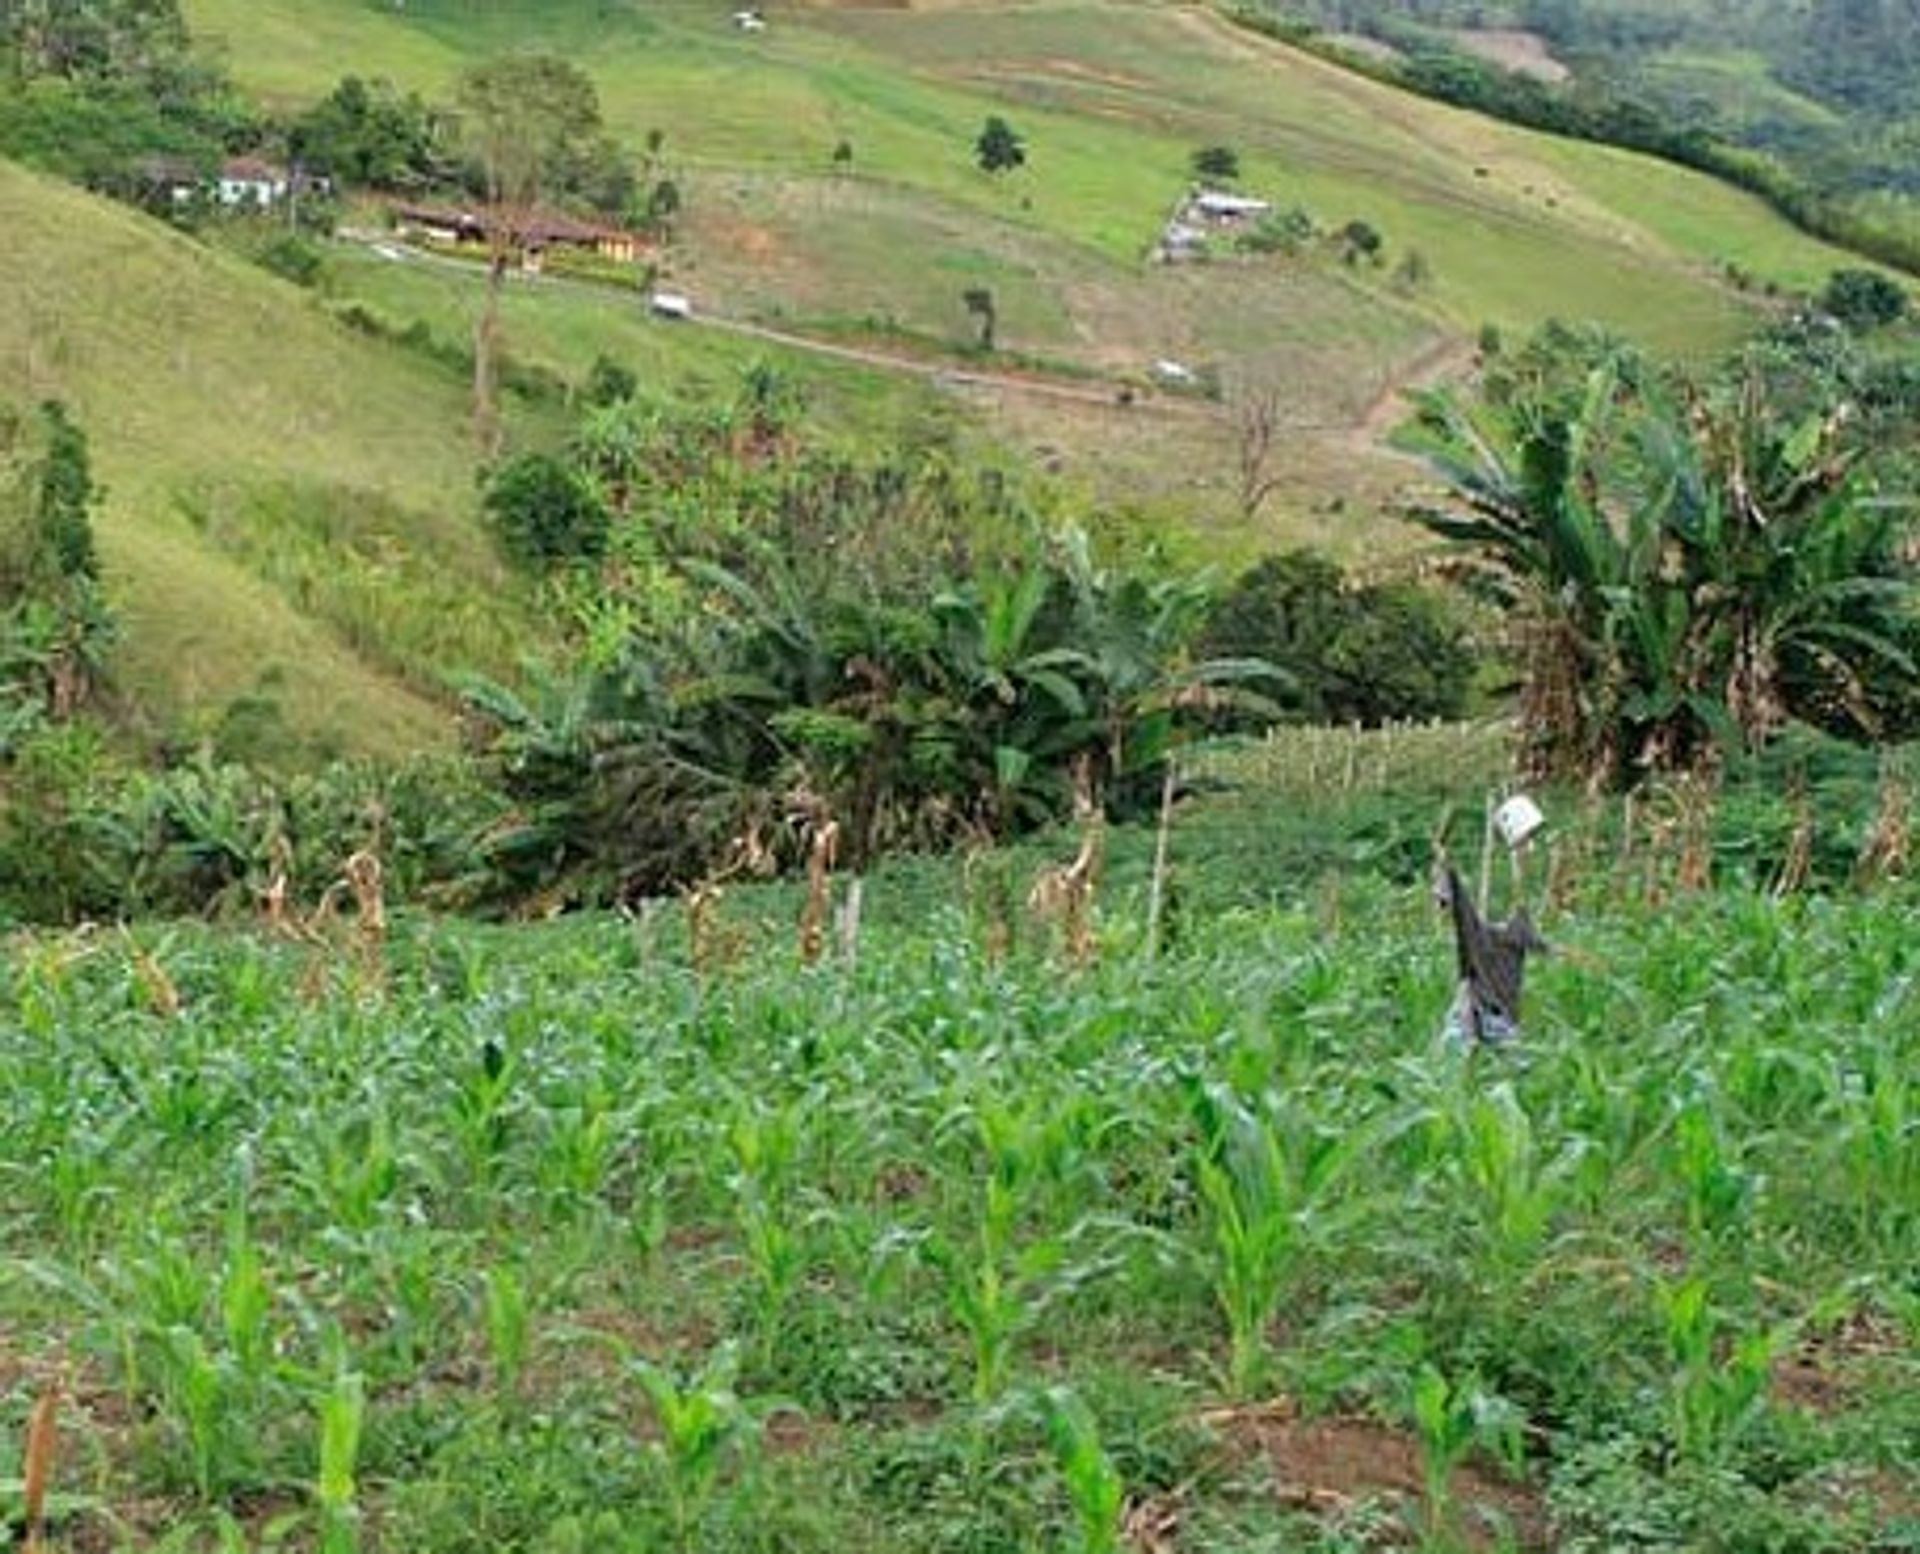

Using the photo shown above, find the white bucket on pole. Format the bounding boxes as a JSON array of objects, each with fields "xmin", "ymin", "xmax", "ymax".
[{"xmin": 1494, "ymin": 794, "xmax": 1546, "ymax": 850}]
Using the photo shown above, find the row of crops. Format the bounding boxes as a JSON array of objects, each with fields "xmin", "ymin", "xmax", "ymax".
[{"xmin": 1, "ymin": 842, "xmax": 1917, "ymax": 1550}]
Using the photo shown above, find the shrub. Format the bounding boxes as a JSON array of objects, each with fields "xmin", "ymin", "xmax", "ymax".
[
  {"xmin": 1191, "ymin": 144, "xmax": 1240, "ymax": 182},
  {"xmin": 1819, "ymin": 267, "xmax": 1910, "ymax": 332},
  {"xmin": 259, "ymin": 233, "xmax": 325, "ymax": 288},
  {"xmin": 1200, "ymin": 551, "xmax": 1475, "ymax": 726},
  {"xmin": 482, "ymin": 453, "xmax": 610, "ymax": 570}
]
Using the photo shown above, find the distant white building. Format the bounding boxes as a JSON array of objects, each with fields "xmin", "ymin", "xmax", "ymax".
[
  {"xmin": 1191, "ymin": 189, "xmax": 1272, "ymax": 223},
  {"xmin": 217, "ymin": 156, "xmax": 290, "ymax": 207}
]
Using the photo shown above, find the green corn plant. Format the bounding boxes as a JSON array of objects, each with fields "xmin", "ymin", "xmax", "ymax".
[
  {"xmin": 540, "ymin": 1089, "xmax": 618, "ymax": 1211},
  {"xmin": 1041, "ymin": 1387, "xmax": 1124, "ymax": 1554},
  {"xmin": 452, "ymin": 1035, "xmax": 516, "ymax": 1190},
  {"xmin": 727, "ymin": 1104, "xmax": 804, "ymax": 1366},
  {"xmin": 925, "ymin": 1224, "xmax": 1022, "ymax": 1406},
  {"xmin": 1670, "ymin": 1097, "xmax": 1751, "ymax": 1242},
  {"xmin": 631, "ymin": 1345, "xmax": 756, "ymax": 1554},
  {"xmin": 922, "ymin": 1101, "xmax": 1088, "ymax": 1405},
  {"xmin": 1187, "ymin": 1083, "xmax": 1365, "ymax": 1398},
  {"xmin": 158, "ymin": 1325, "xmax": 226, "ymax": 1500},
  {"xmin": 484, "ymin": 1266, "xmax": 531, "ymax": 1401},
  {"xmin": 1655, "ymin": 1278, "xmax": 1780, "ymax": 1464},
  {"xmin": 1836, "ymin": 1065, "xmax": 1916, "ymax": 1256},
  {"xmin": 298, "ymin": 1114, "xmax": 401, "ymax": 1235},
  {"xmin": 1196, "ymin": 1128, "xmax": 1295, "ymax": 1400},
  {"xmin": 1451, "ymin": 1083, "xmax": 1573, "ymax": 1273},
  {"xmin": 1408, "ymin": 1364, "xmax": 1521, "ymax": 1549},
  {"xmin": 219, "ymin": 1238, "xmax": 274, "ymax": 1392},
  {"xmin": 315, "ymin": 1369, "xmax": 366, "ymax": 1554}
]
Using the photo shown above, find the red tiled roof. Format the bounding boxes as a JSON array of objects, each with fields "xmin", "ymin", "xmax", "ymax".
[
  {"xmin": 221, "ymin": 156, "xmax": 284, "ymax": 182},
  {"xmin": 391, "ymin": 202, "xmax": 643, "ymax": 247}
]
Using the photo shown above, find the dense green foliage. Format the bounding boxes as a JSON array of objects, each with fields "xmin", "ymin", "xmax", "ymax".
[
  {"xmin": 0, "ymin": 400, "xmax": 114, "ymax": 736},
  {"xmin": 454, "ymin": 365, "xmax": 1278, "ymax": 901},
  {"xmin": 1, "ymin": 767, "xmax": 1915, "ymax": 1550},
  {"xmin": 1200, "ymin": 551, "xmax": 1474, "ymax": 728},
  {"xmin": 0, "ymin": 0, "xmax": 252, "ymax": 198},
  {"xmin": 1822, "ymin": 267, "xmax": 1912, "ymax": 333},
  {"xmin": 1411, "ymin": 326, "xmax": 1920, "ymax": 784},
  {"xmin": 288, "ymin": 74, "xmax": 443, "ymax": 192},
  {"xmin": 482, "ymin": 452, "xmax": 610, "ymax": 571},
  {"xmin": 974, "ymin": 114, "xmax": 1027, "ymax": 176}
]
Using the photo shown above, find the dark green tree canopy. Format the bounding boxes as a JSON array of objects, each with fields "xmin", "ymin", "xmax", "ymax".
[
  {"xmin": 1201, "ymin": 550, "xmax": 1472, "ymax": 727},
  {"xmin": 483, "ymin": 452, "xmax": 611, "ymax": 570},
  {"xmin": 455, "ymin": 53, "xmax": 606, "ymax": 218},
  {"xmin": 974, "ymin": 115, "xmax": 1027, "ymax": 175},
  {"xmin": 1819, "ymin": 268, "xmax": 1910, "ymax": 332},
  {"xmin": 1191, "ymin": 144, "xmax": 1240, "ymax": 183},
  {"xmin": 291, "ymin": 74, "xmax": 443, "ymax": 189}
]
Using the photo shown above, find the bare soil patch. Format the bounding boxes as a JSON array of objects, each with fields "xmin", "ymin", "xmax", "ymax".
[
  {"xmin": 1324, "ymin": 33, "xmax": 1405, "ymax": 67},
  {"xmin": 1206, "ymin": 1401, "xmax": 1551, "ymax": 1550},
  {"xmin": 1450, "ymin": 29, "xmax": 1571, "ymax": 85}
]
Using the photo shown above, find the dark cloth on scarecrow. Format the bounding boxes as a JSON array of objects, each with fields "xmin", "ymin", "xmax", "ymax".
[{"xmin": 1436, "ymin": 865, "xmax": 1548, "ymax": 1044}]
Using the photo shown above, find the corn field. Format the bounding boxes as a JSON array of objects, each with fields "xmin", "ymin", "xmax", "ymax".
[{"xmin": 0, "ymin": 780, "xmax": 1917, "ymax": 1552}]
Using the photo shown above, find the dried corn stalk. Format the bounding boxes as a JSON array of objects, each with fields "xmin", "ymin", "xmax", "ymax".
[{"xmin": 796, "ymin": 816, "xmax": 840, "ymax": 966}]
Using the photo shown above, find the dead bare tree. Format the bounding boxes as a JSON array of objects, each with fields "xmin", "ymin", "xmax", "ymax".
[{"xmin": 1231, "ymin": 380, "xmax": 1286, "ymax": 521}]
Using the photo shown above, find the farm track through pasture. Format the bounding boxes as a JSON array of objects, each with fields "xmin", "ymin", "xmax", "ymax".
[{"xmin": 340, "ymin": 230, "xmax": 1478, "ymax": 448}]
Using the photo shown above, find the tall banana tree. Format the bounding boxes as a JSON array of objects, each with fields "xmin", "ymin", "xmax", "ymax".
[
  {"xmin": 1408, "ymin": 364, "xmax": 1635, "ymax": 781},
  {"xmin": 1411, "ymin": 353, "xmax": 1917, "ymax": 785}
]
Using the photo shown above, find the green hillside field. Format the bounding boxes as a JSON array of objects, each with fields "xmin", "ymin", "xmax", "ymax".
[
  {"xmin": 0, "ymin": 0, "xmax": 1894, "ymax": 755},
  {"xmin": 189, "ymin": 0, "xmax": 1883, "ymax": 539}
]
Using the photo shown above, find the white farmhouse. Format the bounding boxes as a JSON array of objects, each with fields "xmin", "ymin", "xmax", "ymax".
[{"xmin": 217, "ymin": 157, "xmax": 290, "ymax": 208}]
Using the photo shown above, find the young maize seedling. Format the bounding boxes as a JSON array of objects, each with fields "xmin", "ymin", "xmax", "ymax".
[
  {"xmin": 631, "ymin": 1346, "xmax": 756, "ymax": 1554},
  {"xmin": 484, "ymin": 1266, "xmax": 531, "ymax": 1401},
  {"xmin": 315, "ymin": 1369, "xmax": 366, "ymax": 1554},
  {"xmin": 1409, "ymin": 1364, "xmax": 1522, "ymax": 1551},
  {"xmin": 1042, "ymin": 1387, "xmax": 1125, "ymax": 1554},
  {"xmin": 728, "ymin": 1105, "xmax": 804, "ymax": 1368},
  {"xmin": 1188, "ymin": 1080, "xmax": 1370, "ymax": 1399},
  {"xmin": 1656, "ymin": 1278, "xmax": 1780, "ymax": 1464}
]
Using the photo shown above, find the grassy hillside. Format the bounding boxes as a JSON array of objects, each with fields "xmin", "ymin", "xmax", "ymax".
[
  {"xmin": 188, "ymin": 0, "xmax": 1876, "ymax": 545},
  {"xmin": 0, "ymin": 0, "xmax": 1891, "ymax": 753},
  {"xmin": 0, "ymin": 160, "xmax": 537, "ymax": 758}
]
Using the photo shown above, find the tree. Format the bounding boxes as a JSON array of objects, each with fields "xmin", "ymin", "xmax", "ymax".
[
  {"xmin": 1409, "ymin": 349, "xmax": 1918, "ymax": 784},
  {"xmin": 831, "ymin": 138, "xmax": 853, "ymax": 174},
  {"xmin": 1229, "ymin": 381, "xmax": 1286, "ymax": 521},
  {"xmin": 292, "ymin": 74, "xmax": 442, "ymax": 190},
  {"xmin": 456, "ymin": 54, "xmax": 606, "ymax": 454},
  {"xmin": 645, "ymin": 177, "xmax": 681, "ymax": 239},
  {"xmin": 962, "ymin": 286, "xmax": 997, "ymax": 353},
  {"xmin": 584, "ymin": 353, "xmax": 637, "ymax": 408},
  {"xmin": 1819, "ymin": 267, "xmax": 1909, "ymax": 332},
  {"xmin": 0, "ymin": 401, "xmax": 114, "ymax": 722},
  {"xmin": 1339, "ymin": 219, "xmax": 1384, "ymax": 266},
  {"xmin": 974, "ymin": 115, "xmax": 1026, "ymax": 175},
  {"xmin": 1191, "ymin": 144, "xmax": 1240, "ymax": 183},
  {"xmin": 1201, "ymin": 551, "xmax": 1473, "ymax": 726},
  {"xmin": 483, "ymin": 452, "xmax": 611, "ymax": 569}
]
